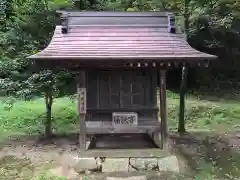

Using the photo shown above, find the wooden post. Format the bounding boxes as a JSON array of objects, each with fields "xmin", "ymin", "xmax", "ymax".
[
  {"xmin": 159, "ymin": 70, "xmax": 167, "ymax": 149},
  {"xmin": 77, "ymin": 71, "xmax": 86, "ymax": 152},
  {"xmin": 178, "ymin": 64, "xmax": 188, "ymax": 134}
]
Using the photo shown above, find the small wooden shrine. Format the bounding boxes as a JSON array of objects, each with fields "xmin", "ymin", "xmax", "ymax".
[{"xmin": 28, "ymin": 11, "xmax": 216, "ymax": 157}]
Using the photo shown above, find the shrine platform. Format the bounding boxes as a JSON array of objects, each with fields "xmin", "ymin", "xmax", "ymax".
[{"xmin": 81, "ymin": 134, "xmax": 169, "ymax": 158}]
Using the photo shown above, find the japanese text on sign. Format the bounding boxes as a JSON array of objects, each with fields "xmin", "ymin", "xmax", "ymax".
[
  {"xmin": 112, "ymin": 112, "xmax": 138, "ymax": 127},
  {"xmin": 79, "ymin": 88, "xmax": 86, "ymax": 114}
]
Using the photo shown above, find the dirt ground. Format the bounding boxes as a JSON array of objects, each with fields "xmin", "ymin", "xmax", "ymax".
[{"xmin": 0, "ymin": 132, "xmax": 239, "ymax": 179}]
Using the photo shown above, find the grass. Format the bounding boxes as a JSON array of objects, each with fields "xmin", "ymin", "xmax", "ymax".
[
  {"xmin": 0, "ymin": 92, "xmax": 239, "ymax": 140},
  {"xmin": 0, "ymin": 155, "xmax": 66, "ymax": 180},
  {"xmin": 0, "ymin": 97, "xmax": 78, "ymax": 142},
  {"xmin": 0, "ymin": 91, "xmax": 239, "ymax": 179},
  {"xmin": 167, "ymin": 90, "xmax": 239, "ymax": 132},
  {"xmin": 36, "ymin": 173, "xmax": 67, "ymax": 180}
]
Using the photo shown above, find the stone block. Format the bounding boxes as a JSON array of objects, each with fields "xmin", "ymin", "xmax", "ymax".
[
  {"xmin": 129, "ymin": 158, "xmax": 158, "ymax": 170},
  {"xmin": 102, "ymin": 158, "xmax": 129, "ymax": 172},
  {"xmin": 96, "ymin": 157, "xmax": 102, "ymax": 169},
  {"xmin": 157, "ymin": 155, "xmax": 180, "ymax": 172},
  {"xmin": 73, "ymin": 157, "xmax": 98, "ymax": 173},
  {"xmin": 128, "ymin": 165, "xmax": 137, "ymax": 172}
]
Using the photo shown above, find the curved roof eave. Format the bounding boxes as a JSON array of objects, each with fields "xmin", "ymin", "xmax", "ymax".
[{"xmin": 28, "ymin": 25, "xmax": 217, "ymax": 61}]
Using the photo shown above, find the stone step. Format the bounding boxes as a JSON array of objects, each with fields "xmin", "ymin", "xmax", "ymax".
[
  {"xmin": 106, "ymin": 176, "xmax": 147, "ymax": 180},
  {"xmin": 49, "ymin": 167, "xmax": 179, "ymax": 180}
]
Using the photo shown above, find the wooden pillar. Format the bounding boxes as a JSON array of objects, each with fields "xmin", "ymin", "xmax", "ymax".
[
  {"xmin": 178, "ymin": 64, "xmax": 188, "ymax": 134},
  {"xmin": 77, "ymin": 71, "xmax": 86, "ymax": 152},
  {"xmin": 159, "ymin": 70, "xmax": 167, "ymax": 149}
]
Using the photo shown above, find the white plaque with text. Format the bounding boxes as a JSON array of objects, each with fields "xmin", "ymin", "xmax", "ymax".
[{"xmin": 112, "ymin": 112, "xmax": 138, "ymax": 127}]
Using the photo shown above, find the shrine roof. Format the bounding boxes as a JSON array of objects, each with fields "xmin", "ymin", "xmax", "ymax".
[{"xmin": 28, "ymin": 11, "xmax": 217, "ymax": 62}]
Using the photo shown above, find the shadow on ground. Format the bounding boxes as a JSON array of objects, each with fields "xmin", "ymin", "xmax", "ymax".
[{"xmin": 190, "ymin": 88, "xmax": 240, "ymax": 103}]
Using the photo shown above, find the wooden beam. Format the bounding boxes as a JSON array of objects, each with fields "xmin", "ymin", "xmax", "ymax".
[
  {"xmin": 77, "ymin": 71, "xmax": 86, "ymax": 152},
  {"xmin": 159, "ymin": 70, "xmax": 167, "ymax": 149},
  {"xmin": 178, "ymin": 64, "xmax": 188, "ymax": 134},
  {"xmin": 85, "ymin": 124, "xmax": 161, "ymax": 134},
  {"xmin": 80, "ymin": 148, "xmax": 169, "ymax": 158}
]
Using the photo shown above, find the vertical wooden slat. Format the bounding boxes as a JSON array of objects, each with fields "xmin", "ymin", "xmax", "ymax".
[
  {"xmin": 119, "ymin": 72, "xmax": 123, "ymax": 108},
  {"xmin": 159, "ymin": 70, "xmax": 167, "ymax": 149},
  {"xmin": 109, "ymin": 73, "xmax": 121, "ymax": 108},
  {"xmin": 87, "ymin": 71, "xmax": 98, "ymax": 109},
  {"xmin": 77, "ymin": 71, "xmax": 86, "ymax": 152},
  {"xmin": 130, "ymin": 75, "xmax": 133, "ymax": 105},
  {"xmin": 144, "ymin": 71, "xmax": 149, "ymax": 107},
  {"xmin": 152, "ymin": 71, "xmax": 157, "ymax": 106},
  {"xmin": 97, "ymin": 73, "xmax": 100, "ymax": 108},
  {"xmin": 99, "ymin": 71, "xmax": 110, "ymax": 108},
  {"xmin": 178, "ymin": 64, "xmax": 188, "ymax": 133}
]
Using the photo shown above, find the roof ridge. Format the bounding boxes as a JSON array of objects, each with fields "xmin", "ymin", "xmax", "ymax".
[
  {"xmin": 66, "ymin": 25, "xmax": 168, "ymax": 28},
  {"xmin": 56, "ymin": 11, "xmax": 176, "ymax": 17}
]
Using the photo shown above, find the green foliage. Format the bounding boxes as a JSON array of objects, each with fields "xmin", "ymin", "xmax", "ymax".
[
  {"xmin": 187, "ymin": 0, "xmax": 240, "ymax": 53},
  {"xmin": 0, "ymin": 0, "xmax": 75, "ymax": 136},
  {"xmin": 0, "ymin": 93, "xmax": 239, "ymax": 141},
  {"xmin": 0, "ymin": 97, "xmax": 78, "ymax": 141},
  {"xmin": 1, "ymin": 0, "xmax": 239, "ymax": 101},
  {"xmin": 0, "ymin": 1, "xmax": 239, "ymax": 178},
  {"xmin": 167, "ymin": 91, "xmax": 240, "ymax": 132},
  {"xmin": 0, "ymin": 0, "xmax": 73, "ymax": 100},
  {"xmin": 0, "ymin": 95, "xmax": 239, "ymax": 179},
  {"xmin": 36, "ymin": 172, "xmax": 67, "ymax": 180},
  {"xmin": 19, "ymin": 69, "xmax": 74, "ymax": 99},
  {"xmin": 0, "ymin": 0, "xmax": 240, "ymax": 136}
]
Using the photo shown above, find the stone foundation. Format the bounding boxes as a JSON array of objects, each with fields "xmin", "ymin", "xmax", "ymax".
[{"xmin": 70, "ymin": 155, "xmax": 179, "ymax": 174}]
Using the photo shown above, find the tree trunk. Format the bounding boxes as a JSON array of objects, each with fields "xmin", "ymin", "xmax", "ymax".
[
  {"xmin": 44, "ymin": 90, "xmax": 53, "ymax": 137},
  {"xmin": 178, "ymin": 0, "xmax": 190, "ymax": 134},
  {"xmin": 178, "ymin": 65, "xmax": 188, "ymax": 134},
  {"xmin": 184, "ymin": 0, "xmax": 190, "ymax": 40}
]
